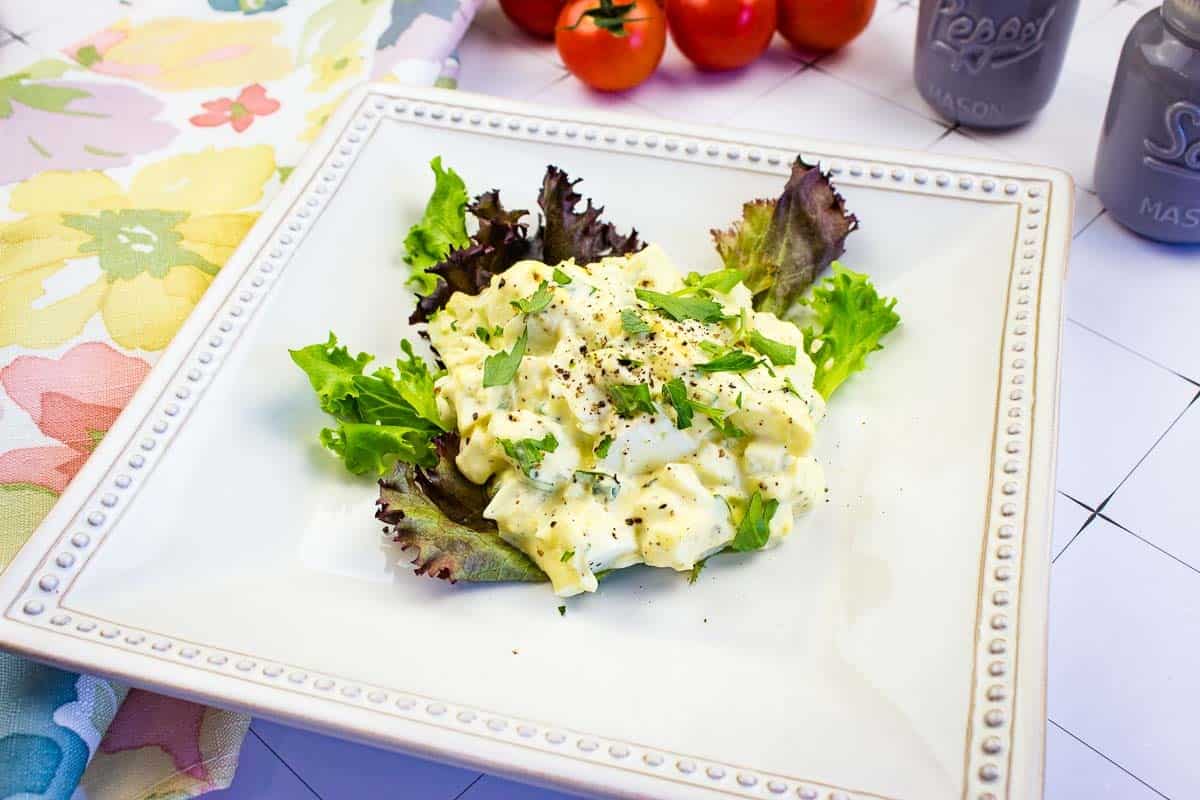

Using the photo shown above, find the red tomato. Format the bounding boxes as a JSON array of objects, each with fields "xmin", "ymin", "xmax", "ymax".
[
  {"xmin": 666, "ymin": 0, "xmax": 777, "ymax": 71},
  {"xmin": 499, "ymin": 0, "xmax": 566, "ymax": 39},
  {"xmin": 555, "ymin": 0, "xmax": 667, "ymax": 91},
  {"xmin": 777, "ymin": 0, "xmax": 875, "ymax": 51}
]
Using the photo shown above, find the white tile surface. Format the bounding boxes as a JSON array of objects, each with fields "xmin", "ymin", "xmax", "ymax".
[
  {"xmin": 1054, "ymin": 320, "xmax": 1195, "ymax": 507},
  {"xmin": 457, "ymin": 22, "xmax": 566, "ymax": 99},
  {"xmin": 1051, "ymin": 492, "xmax": 1093, "ymax": 561},
  {"xmin": 1049, "ymin": 517, "xmax": 1200, "ymax": 799},
  {"xmin": 1103, "ymin": 400, "xmax": 1200, "ymax": 567},
  {"xmin": 528, "ymin": 74, "xmax": 658, "ymax": 116},
  {"xmin": 251, "ymin": 719, "xmax": 480, "ymax": 800},
  {"xmin": 1067, "ymin": 214, "xmax": 1200, "ymax": 383},
  {"xmin": 968, "ymin": 68, "xmax": 1110, "ymax": 190},
  {"xmin": 733, "ymin": 66, "xmax": 946, "ymax": 150},
  {"xmin": 1064, "ymin": 2, "xmax": 1146, "ymax": 85},
  {"xmin": 818, "ymin": 4, "xmax": 937, "ymax": 123},
  {"xmin": 1043, "ymin": 721, "xmax": 1162, "ymax": 800}
]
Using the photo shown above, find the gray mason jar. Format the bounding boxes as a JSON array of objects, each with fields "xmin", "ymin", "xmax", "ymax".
[
  {"xmin": 914, "ymin": 0, "xmax": 1081, "ymax": 128},
  {"xmin": 1094, "ymin": 0, "xmax": 1200, "ymax": 244}
]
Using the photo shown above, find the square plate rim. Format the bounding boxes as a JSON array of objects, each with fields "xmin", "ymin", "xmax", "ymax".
[{"xmin": 0, "ymin": 83, "xmax": 1074, "ymax": 800}]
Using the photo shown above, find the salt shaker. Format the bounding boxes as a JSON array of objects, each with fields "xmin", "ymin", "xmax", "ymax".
[
  {"xmin": 914, "ymin": 0, "xmax": 1081, "ymax": 128},
  {"xmin": 1094, "ymin": 0, "xmax": 1200, "ymax": 244}
]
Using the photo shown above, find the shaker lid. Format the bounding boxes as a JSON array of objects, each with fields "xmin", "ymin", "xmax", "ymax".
[{"xmin": 1164, "ymin": 0, "xmax": 1200, "ymax": 43}]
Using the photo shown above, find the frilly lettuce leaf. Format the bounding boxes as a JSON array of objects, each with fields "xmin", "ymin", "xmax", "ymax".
[
  {"xmin": 713, "ymin": 157, "xmax": 857, "ymax": 318},
  {"xmin": 290, "ymin": 333, "xmax": 447, "ymax": 475},
  {"xmin": 802, "ymin": 264, "xmax": 900, "ymax": 399},
  {"xmin": 410, "ymin": 165, "xmax": 641, "ymax": 323},
  {"xmin": 533, "ymin": 166, "xmax": 642, "ymax": 266},
  {"xmin": 376, "ymin": 435, "xmax": 547, "ymax": 583},
  {"xmin": 410, "ymin": 189, "xmax": 532, "ymax": 324},
  {"xmin": 402, "ymin": 157, "xmax": 470, "ymax": 295}
]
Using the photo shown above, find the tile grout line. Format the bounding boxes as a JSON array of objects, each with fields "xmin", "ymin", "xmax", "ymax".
[
  {"xmin": 1093, "ymin": 389, "xmax": 1200, "ymax": 517},
  {"xmin": 1099, "ymin": 511, "xmax": 1200, "ymax": 577},
  {"xmin": 450, "ymin": 773, "xmax": 486, "ymax": 800},
  {"xmin": 1065, "ymin": 317, "xmax": 1200, "ymax": 388},
  {"xmin": 248, "ymin": 727, "xmax": 326, "ymax": 800},
  {"xmin": 1047, "ymin": 719, "xmax": 1173, "ymax": 800}
]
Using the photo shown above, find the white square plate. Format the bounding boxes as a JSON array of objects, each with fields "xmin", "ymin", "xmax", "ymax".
[{"xmin": 0, "ymin": 86, "xmax": 1072, "ymax": 800}]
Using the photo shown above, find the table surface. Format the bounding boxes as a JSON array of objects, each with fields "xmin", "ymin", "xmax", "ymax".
[{"xmin": 2, "ymin": 1, "xmax": 1197, "ymax": 799}]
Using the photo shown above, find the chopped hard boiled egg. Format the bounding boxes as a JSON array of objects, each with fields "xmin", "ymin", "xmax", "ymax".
[{"xmin": 427, "ymin": 245, "xmax": 826, "ymax": 596}]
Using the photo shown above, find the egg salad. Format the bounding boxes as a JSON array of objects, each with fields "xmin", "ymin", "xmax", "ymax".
[{"xmin": 426, "ymin": 245, "xmax": 826, "ymax": 596}]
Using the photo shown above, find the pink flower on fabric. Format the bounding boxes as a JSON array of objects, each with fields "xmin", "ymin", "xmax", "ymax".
[
  {"xmin": 189, "ymin": 83, "xmax": 280, "ymax": 132},
  {"xmin": 0, "ymin": 343, "xmax": 150, "ymax": 491},
  {"xmin": 99, "ymin": 689, "xmax": 212, "ymax": 781}
]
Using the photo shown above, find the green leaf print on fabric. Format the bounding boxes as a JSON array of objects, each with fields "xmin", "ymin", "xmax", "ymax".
[{"xmin": 62, "ymin": 210, "xmax": 219, "ymax": 281}]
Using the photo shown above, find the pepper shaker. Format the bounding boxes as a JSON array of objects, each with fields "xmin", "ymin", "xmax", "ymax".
[
  {"xmin": 1094, "ymin": 0, "xmax": 1200, "ymax": 243},
  {"xmin": 914, "ymin": 0, "xmax": 1081, "ymax": 128}
]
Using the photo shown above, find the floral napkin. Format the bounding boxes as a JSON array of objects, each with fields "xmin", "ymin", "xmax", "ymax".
[{"xmin": 0, "ymin": 0, "xmax": 480, "ymax": 797}]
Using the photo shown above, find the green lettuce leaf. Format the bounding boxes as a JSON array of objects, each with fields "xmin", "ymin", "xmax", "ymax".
[
  {"xmin": 712, "ymin": 157, "xmax": 857, "ymax": 318},
  {"xmin": 376, "ymin": 436, "xmax": 547, "ymax": 583},
  {"xmin": 403, "ymin": 157, "xmax": 470, "ymax": 295},
  {"xmin": 802, "ymin": 264, "xmax": 901, "ymax": 399},
  {"xmin": 290, "ymin": 333, "xmax": 447, "ymax": 475}
]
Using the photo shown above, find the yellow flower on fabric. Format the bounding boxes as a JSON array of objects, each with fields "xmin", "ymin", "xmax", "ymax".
[
  {"xmin": 64, "ymin": 18, "xmax": 291, "ymax": 91},
  {"xmin": 299, "ymin": 93, "xmax": 346, "ymax": 143},
  {"xmin": 0, "ymin": 146, "xmax": 275, "ymax": 351},
  {"xmin": 309, "ymin": 41, "xmax": 363, "ymax": 92}
]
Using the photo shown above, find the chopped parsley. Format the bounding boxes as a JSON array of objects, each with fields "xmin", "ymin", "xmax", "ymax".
[
  {"xmin": 499, "ymin": 431, "xmax": 558, "ymax": 476},
  {"xmin": 560, "ymin": 549, "xmax": 575, "ymax": 562},
  {"xmin": 607, "ymin": 383, "xmax": 657, "ymax": 418},
  {"xmin": 782, "ymin": 377, "xmax": 802, "ymax": 397},
  {"xmin": 682, "ymin": 268, "xmax": 744, "ymax": 294},
  {"xmin": 594, "ymin": 435, "xmax": 614, "ymax": 458},
  {"xmin": 688, "ymin": 558, "xmax": 707, "ymax": 584},
  {"xmin": 475, "ymin": 324, "xmax": 503, "ymax": 344},
  {"xmin": 698, "ymin": 340, "xmax": 725, "ymax": 356},
  {"xmin": 748, "ymin": 330, "xmax": 797, "ymax": 366},
  {"xmin": 730, "ymin": 490, "xmax": 779, "ymax": 551},
  {"xmin": 558, "ymin": 605, "xmax": 567, "ymax": 616},
  {"xmin": 511, "ymin": 280, "xmax": 553, "ymax": 314},
  {"xmin": 620, "ymin": 308, "xmax": 651, "ymax": 335},
  {"xmin": 482, "ymin": 326, "xmax": 528, "ymax": 387},
  {"xmin": 661, "ymin": 378, "xmax": 694, "ymax": 429},
  {"xmin": 695, "ymin": 349, "xmax": 761, "ymax": 373},
  {"xmin": 635, "ymin": 288, "xmax": 725, "ymax": 323},
  {"xmin": 552, "ymin": 267, "xmax": 572, "ymax": 285}
]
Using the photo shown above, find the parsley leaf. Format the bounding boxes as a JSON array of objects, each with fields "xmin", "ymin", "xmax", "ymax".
[
  {"xmin": 594, "ymin": 435, "xmax": 614, "ymax": 458},
  {"xmin": 782, "ymin": 377, "xmax": 802, "ymax": 397},
  {"xmin": 620, "ymin": 308, "xmax": 651, "ymax": 335},
  {"xmin": 688, "ymin": 558, "xmax": 707, "ymax": 584},
  {"xmin": 730, "ymin": 491, "xmax": 779, "ymax": 551},
  {"xmin": 560, "ymin": 548, "xmax": 575, "ymax": 562},
  {"xmin": 691, "ymin": 400, "xmax": 745, "ymax": 439},
  {"xmin": 635, "ymin": 288, "xmax": 725, "ymax": 323},
  {"xmin": 698, "ymin": 340, "xmax": 724, "ymax": 356},
  {"xmin": 475, "ymin": 324, "xmax": 503, "ymax": 344},
  {"xmin": 553, "ymin": 267, "xmax": 572, "ymax": 285},
  {"xmin": 748, "ymin": 330, "xmax": 797, "ymax": 366},
  {"xmin": 500, "ymin": 432, "xmax": 558, "ymax": 477},
  {"xmin": 695, "ymin": 349, "xmax": 761, "ymax": 373},
  {"xmin": 803, "ymin": 264, "xmax": 900, "ymax": 399},
  {"xmin": 511, "ymin": 280, "xmax": 554, "ymax": 314},
  {"xmin": 607, "ymin": 383, "xmax": 657, "ymax": 418},
  {"xmin": 483, "ymin": 326, "xmax": 528, "ymax": 387},
  {"xmin": 682, "ymin": 268, "xmax": 744, "ymax": 294},
  {"xmin": 661, "ymin": 378, "xmax": 694, "ymax": 430}
]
